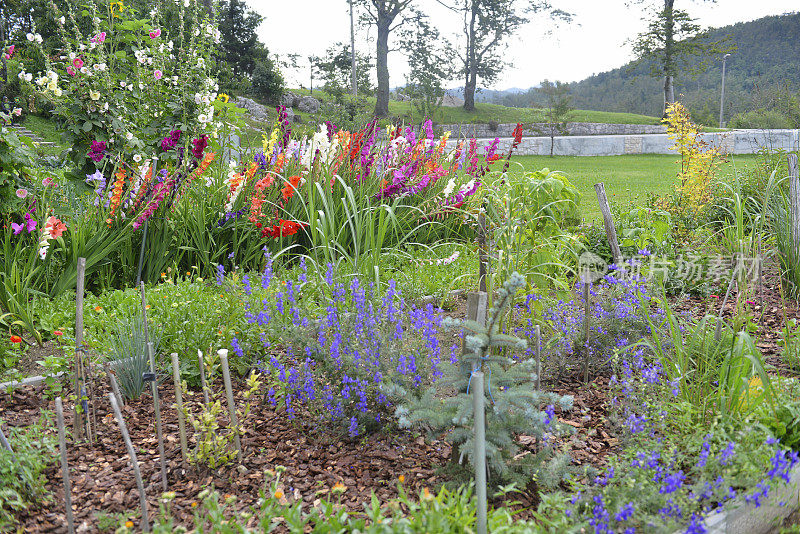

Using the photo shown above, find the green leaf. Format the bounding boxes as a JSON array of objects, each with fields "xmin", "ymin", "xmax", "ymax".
[{"xmin": 82, "ymin": 121, "xmax": 93, "ymax": 132}]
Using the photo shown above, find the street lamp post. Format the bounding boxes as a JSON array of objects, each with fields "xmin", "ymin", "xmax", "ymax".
[{"xmin": 719, "ymin": 53, "xmax": 731, "ymax": 128}]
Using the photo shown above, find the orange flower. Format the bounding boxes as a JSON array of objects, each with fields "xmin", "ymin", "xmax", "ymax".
[
  {"xmin": 273, "ymin": 153, "xmax": 286, "ymax": 173},
  {"xmin": 108, "ymin": 168, "xmax": 127, "ymax": 225},
  {"xmin": 332, "ymin": 482, "xmax": 346, "ymax": 493},
  {"xmin": 398, "ymin": 475, "xmax": 405, "ymax": 483},
  {"xmin": 191, "ymin": 501, "xmax": 198, "ymax": 508},
  {"xmin": 273, "ymin": 490, "xmax": 284, "ymax": 500},
  {"xmin": 124, "ymin": 521, "xmax": 134, "ymax": 528},
  {"xmin": 281, "ymin": 175, "xmax": 302, "ymax": 201},
  {"xmin": 94, "ymin": 306, "xmax": 103, "ymax": 312},
  {"xmin": 10, "ymin": 335, "xmax": 22, "ymax": 343}
]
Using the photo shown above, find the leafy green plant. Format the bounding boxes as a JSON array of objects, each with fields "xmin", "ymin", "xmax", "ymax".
[
  {"xmin": 638, "ymin": 295, "xmax": 773, "ymax": 424},
  {"xmin": 0, "ymin": 416, "xmax": 57, "ymax": 530}
]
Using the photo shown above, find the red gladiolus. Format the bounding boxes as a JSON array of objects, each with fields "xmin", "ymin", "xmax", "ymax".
[{"xmin": 53, "ymin": 330, "xmax": 64, "ymax": 336}]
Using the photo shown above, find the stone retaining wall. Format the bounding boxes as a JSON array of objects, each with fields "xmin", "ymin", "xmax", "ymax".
[
  {"xmin": 446, "ymin": 129, "xmax": 800, "ymax": 156},
  {"xmin": 432, "ymin": 122, "xmax": 666, "ymax": 138}
]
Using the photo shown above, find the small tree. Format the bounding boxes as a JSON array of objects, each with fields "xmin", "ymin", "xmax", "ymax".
[
  {"xmin": 251, "ymin": 56, "xmax": 284, "ymax": 105},
  {"xmin": 400, "ymin": 19, "xmax": 451, "ymax": 121},
  {"xmin": 537, "ymin": 80, "xmax": 573, "ymax": 157},
  {"xmin": 316, "ymin": 43, "xmax": 373, "ymax": 99}
]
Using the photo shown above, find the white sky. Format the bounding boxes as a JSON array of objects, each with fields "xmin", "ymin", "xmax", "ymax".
[{"xmin": 253, "ymin": 0, "xmax": 798, "ymax": 90}]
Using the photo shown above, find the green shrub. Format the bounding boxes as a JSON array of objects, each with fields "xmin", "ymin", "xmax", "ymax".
[
  {"xmin": 251, "ymin": 57, "xmax": 284, "ymax": 105},
  {"xmin": 0, "ymin": 417, "xmax": 57, "ymax": 530}
]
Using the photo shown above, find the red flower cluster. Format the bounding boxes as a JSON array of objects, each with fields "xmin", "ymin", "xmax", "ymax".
[{"xmin": 261, "ymin": 219, "xmax": 306, "ymax": 238}]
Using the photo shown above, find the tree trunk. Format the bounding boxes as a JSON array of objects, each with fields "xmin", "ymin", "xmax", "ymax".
[
  {"xmin": 374, "ymin": 20, "xmax": 391, "ymax": 117},
  {"xmin": 463, "ymin": 1, "xmax": 477, "ymax": 112},
  {"xmin": 662, "ymin": 0, "xmax": 675, "ymax": 115}
]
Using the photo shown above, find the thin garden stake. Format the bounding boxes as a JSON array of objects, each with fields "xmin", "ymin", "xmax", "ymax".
[
  {"xmin": 147, "ymin": 342, "xmax": 168, "ymax": 491},
  {"xmin": 198, "ymin": 350, "xmax": 210, "ymax": 406},
  {"xmin": 170, "ymin": 353, "xmax": 188, "ymax": 464},
  {"xmin": 109, "ymin": 393, "xmax": 149, "ymax": 532},
  {"xmin": 789, "ymin": 154, "xmax": 800, "ymax": 259},
  {"xmin": 594, "ymin": 182, "xmax": 622, "ymax": 266},
  {"xmin": 477, "ymin": 212, "xmax": 489, "ymax": 293},
  {"xmin": 0, "ymin": 422, "xmax": 12, "ymax": 453},
  {"xmin": 218, "ymin": 349, "xmax": 242, "ymax": 462},
  {"xmin": 73, "ymin": 257, "xmax": 89, "ymax": 440},
  {"xmin": 472, "ymin": 370, "xmax": 487, "ymax": 534},
  {"xmin": 103, "ymin": 361, "xmax": 125, "ymax": 408},
  {"xmin": 139, "ymin": 283, "xmax": 167, "ymax": 489},
  {"xmin": 55, "ymin": 397, "xmax": 75, "ymax": 534},
  {"xmin": 462, "ymin": 292, "xmax": 488, "ymax": 377},
  {"xmin": 135, "ymin": 157, "xmax": 158, "ymax": 286}
]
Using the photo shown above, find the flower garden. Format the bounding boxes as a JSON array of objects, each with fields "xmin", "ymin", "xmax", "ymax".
[{"xmin": 2, "ymin": 1, "xmax": 800, "ymax": 533}]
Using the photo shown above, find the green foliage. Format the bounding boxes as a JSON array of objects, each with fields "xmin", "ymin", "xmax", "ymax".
[
  {"xmin": 251, "ymin": 56, "xmax": 284, "ymax": 105},
  {"xmin": 0, "ymin": 417, "xmax": 57, "ymax": 530},
  {"xmin": 314, "ymin": 43, "xmax": 373, "ymax": 99},
  {"xmin": 400, "ymin": 19, "xmax": 451, "ymax": 122},
  {"xmin": 535, "ymin": 80, "xmax": 574, "ymax": 157},
  {"xmin": 107, "ymin": 314, "xmax": 161, "ymax": 401},
  {"xmin": 0, "ymin": 121, "xmax": 37, "ymax": 213},
  {"xmin": 216, "ymin": 0, "xmax": 267, "ymax": 79},
  {"xmin": 616, "ymin": 205, "xmax": 672, "ymax": 255},
  {"xmin": 481, "ymin": 168, "xmax": 581, "ymax": 290},
  {"xmin": 400, "ymin": 273, "xmax": 574, "ymax": 489},
  {"xmin": 637, "ymin": 295, "xmax": 773, "ymax": 425}
]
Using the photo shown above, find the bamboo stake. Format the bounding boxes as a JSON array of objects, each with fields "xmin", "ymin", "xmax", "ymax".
[
  {"xmin": 170, "ymin": 353, "xmax": 188, "ymax": 464},
  {"xmin": 477, "ymin": 212, "xmax": 488, "ymax": 293},
  {"xmin": 218, "ymin": 349, "xmax": 242, "ymax": 462},
  {"xmin": 103, "ymin": 361, "xmax": 124, "ymax": 408},
  {"xmin": 55, "ymin": 398, "xmax": 75, "ymax": 534},
  {"xmin": 109, "ymin": 393, "xmax": 149, "ymax": 532}
]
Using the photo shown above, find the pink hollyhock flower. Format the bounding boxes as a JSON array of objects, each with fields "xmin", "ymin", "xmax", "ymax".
[
  {"xmin": 67, "ymin": 66, "xmax": 76, "ymax": 76},
  {"xmin": 94, "ymin": 32, "xmax": 106, "ymax": 43},
  {"xmin": 4, "ymin": 45, "xmax": 14, "ymax": 60},
  {"xmin": 15, "ymin": 188, "xmax": 28, "ymax": 199},
  {"xmin": 73, "ymin": 57, "xmax": 84, "ymax": 69},
  {"xmin": 149, "ymin": 29, "xmax": 161, "ymax": 39},
  {"xmin": 42, "ymin": 175, "xmax": 56, "ymax": 187},
  {"xmin": 154, "ymin": 69, "xmax": 163, "ymax": 80}
]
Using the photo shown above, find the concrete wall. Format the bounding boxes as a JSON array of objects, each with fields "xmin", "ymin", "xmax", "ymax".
[
  {"xmin": 446, "ymin": 129, "xmax": 800, "ymax": 156},
  {"xmin": 434, "ymin": 122, "xmax": 667, "ymax": 138}
]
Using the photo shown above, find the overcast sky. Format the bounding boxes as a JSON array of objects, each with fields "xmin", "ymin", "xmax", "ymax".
[{"xmin": 253, "ymin": 0, "xmax": 798, "ymax": 90}]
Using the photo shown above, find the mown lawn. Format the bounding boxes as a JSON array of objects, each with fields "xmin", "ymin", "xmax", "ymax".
[{"xmin": 507, "ymin": 154, "xmax": 759, "ymax": 220}]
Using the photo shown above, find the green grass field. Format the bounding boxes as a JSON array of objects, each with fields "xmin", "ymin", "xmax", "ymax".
[{"xmin": 506, "ymin": 154, "xmax": 760, "ymax": 220}]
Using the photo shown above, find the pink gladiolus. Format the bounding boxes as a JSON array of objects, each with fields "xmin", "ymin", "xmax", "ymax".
[
  {"xmin": 154, "ymin": 69, "xmax": 163, "ymax": 80},
  {"xmin": 149, "ymin": 29, "xmax": 161, "ymax": 39},
  {"xmin": 73, "ymin": 57, "xmax": 84, "ymax": 69}
]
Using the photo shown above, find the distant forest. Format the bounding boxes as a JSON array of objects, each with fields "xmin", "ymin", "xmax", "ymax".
[{"xmin": 489, "ymin": 12, "xmax": 800, "ymax": 126}]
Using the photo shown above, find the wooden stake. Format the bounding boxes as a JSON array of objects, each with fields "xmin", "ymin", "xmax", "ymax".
[
  {"xmin": 477, "ymin": 212, "xmax": 489, "ymax": 293},
  {"xmin": 109, "ymin": 393, "xmax": 150, "ymax": 532},
  {"xmin": 218, "ymin": 349, "xmax": 242, "ymax": 462},
  {"xmin": 73, "ymin": 257, "xmax": 89, "ymax": 440},
  {"xmin": 462, "ymin": 292, "xmax": 488, "ymax": 375},
  {"xmin": 103, "ymin": 362, "xmax": 124, "ymax": 408},
  {"xmin": 472, "ymin": 371, "xmax": 487, "ymax": 534},
  {"xmin": 594, "ymin": 183, "xmax": 622, "ymax": 266},
  {"xmin": 139, "ymin": 283, "xmax": 167, "ymax": 489},
  {"xmin": 170, "ymin": 353, "xmax": 188, "ymax": 464},
  {"xmin": 147, "ymin": 342, "xmax": 168, "ymax": 491},
  {"xmin": 55, "ymin": 398, "xmax": 75, "ymax": 534},
  {"xmin": 0, "ymin": 422, "xmax": 12, "ymax": 453},
  {"xmin": 198, "ymin": 350, "xmax": 210, "ymax": 406}
]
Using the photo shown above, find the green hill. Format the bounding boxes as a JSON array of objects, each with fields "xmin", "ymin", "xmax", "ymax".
[{"xmin": 496, "ymin": 12, "xmax": 800, "ymax": 126}]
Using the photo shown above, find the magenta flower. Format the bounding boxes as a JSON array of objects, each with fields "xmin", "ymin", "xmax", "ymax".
[
  {"xmin": 154, "ymin": 69, "xmax": 163, "ymax": 80},
  {"xmin": 73, "ymin": 57, "xmax": 84, "ymax": 69},
  {"xmin": 67, "ymin": 66, "xmax": 76, "ymax": 76},
  {"xmin": 149, "ymin": 29, "xmax": 161, "ymax": 39},
  {"xmin": 191, "ymin": 135, "xmax": 208, "ymax": 159},
  {"xmin": 161, "ymin": 130, "xmax": 182, "ymax": 151},
  {"xmin": 87, "ymin": 140, "xmax": 107, "ymax": 162},
  {"xmin": 4, "ymin": 45, "xmax": 14, "ymax": 60}
]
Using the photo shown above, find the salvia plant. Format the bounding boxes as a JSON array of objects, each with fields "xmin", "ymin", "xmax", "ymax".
[
  {"xmin": 398, "ymin": 273, "xmax": 574, "ymax": 489},
  {"xmin": 231, "ymin": 257, "xmax": 447, "ymax": 437}
]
